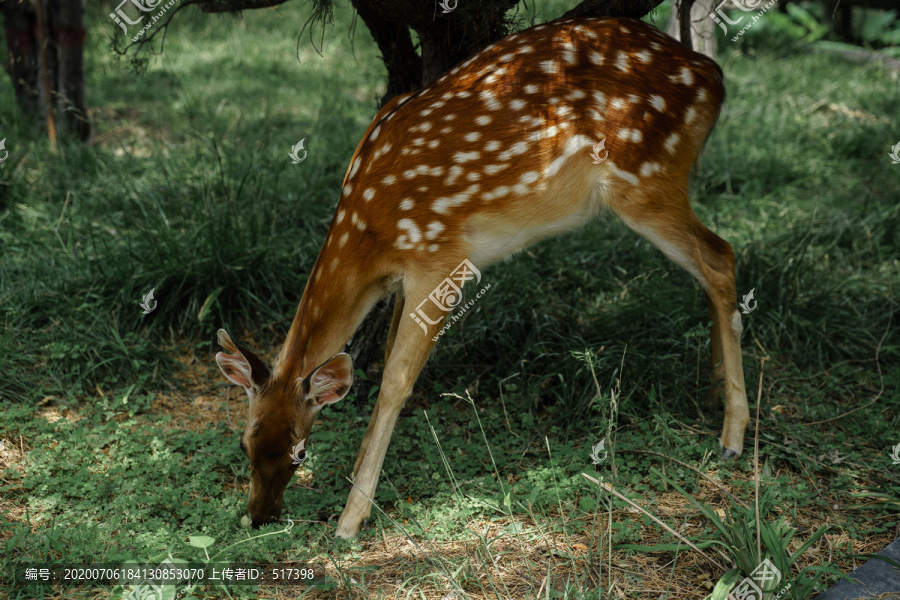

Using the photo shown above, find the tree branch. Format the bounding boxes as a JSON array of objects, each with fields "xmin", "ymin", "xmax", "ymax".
[{"xmin": 561, "ymin": 0, "xmax": 666, "ymax": 19}]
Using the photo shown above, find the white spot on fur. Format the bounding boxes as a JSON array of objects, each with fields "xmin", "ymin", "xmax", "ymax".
[
  {"xmin": 540, "ymin": 60, "xmax": 558, "ymax": 74},
  {"xmin": 618, "ymin": 128, "xmax": 643, "ymax": 143},
  {"xmin": 510, "ymin": 99, "xmax": 526, "ymax": 110},
  {"xmin": 339, "ymin": 232, "xmax": 349, "ymax": 247},
  {"xmin": 445, "ymin": 165, "xmax": 464, "ymax": 185},
  {"xmin": 363, "ymin": 188, "xmax": 375, "ymax": 201},
  {"xmin": 664, "ymin": 132, "xmax": 680, "ymax": 153},
  {"xmin": 476, "ymin": 115, "xmax": 492, "ymax": 126},
  {"xmin": 497, "ymin": 141, "xmax": 527, "ymax": 161},
  {"xmin": 610, "ymin": 97, "xmax": 626, "ymax": 110},
  {"xmin": 425, "ymin": 222, "xmax": 445, "ymax": 240},
  {"xmin": 685, "ymin": 106, "xmax": 697, "ymax": 124},
  {"xmin": 336, "ymin": 209, "xmax": 346, "ymax": 224},
  {"xmin": 349, "ymin": 156, "xmax": 362, "ymax": 178},
  {"xmin": 485, "ymin": 140, "xmax": 501, "ymax": 152},
  {"xmin": 465, "ymin": 132, "xmax": 482, "ymax": 142},
  {"xmin": 635, "ymin": 50, "xmax": 651, "ymax": 63},
  {"xmin": 615, "ymin": 52, "xmax": 630, "ymax": 72},
  {"xmin": 400, "ymin": 198, "xmax": 414, "ymax": 210},
  {"xmin": 382, "ymin": 175, "xmax": 397, "ymax": 185},
  {"xmin": 396, "ymin": 219, "xmax": 422, "ymax": 250},
  {"xmin": 640, "ymin": 162, "xmax": 661, "ymax": 177},
  {"xmin": 525, "ymin": 84, "xmax": 539, "ymax": 94},
  {"xmin": 650, "ymin": 95, "xmax": 666, "ymax": 112},
  {"xmin": 454, "ymin": 151, "xmax": 481, "ymax": 163},
  {"xmin": 520, "ymin": 171, "xmax": 539, "ymax": 184},
  {"xmin": 432, "ymin": 184, "xmax": 480, "ymax": 214},
  {"xmin": 607, "ymin": 161, "xmax": 639, "ymax": 186},
  {"xmin": 588, "ymin": 50, "xmax": 604, "ymax": 65},
  {"xmin": 484, "ymin": 164, "xmax": 508, "ymax": 175},
  {"xmin": 480, "ymin": 90, "xmax": 501, "ymax": 110}
]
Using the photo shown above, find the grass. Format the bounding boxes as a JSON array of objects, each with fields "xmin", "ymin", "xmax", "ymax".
[{"xmin": 1, "ymin": 0, "xmax": 899, "ymax": 599}]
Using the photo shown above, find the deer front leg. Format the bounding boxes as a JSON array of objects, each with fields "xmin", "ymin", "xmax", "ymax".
[
  {"xmin": 352, "ymin": 293, "xmax": 406, "ymax": 481},
  {"xmin": 337, "ymin": 290, "xmax": 438, "ymax": 538}
]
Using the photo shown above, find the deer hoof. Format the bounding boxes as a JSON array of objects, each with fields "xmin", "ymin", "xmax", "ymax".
[{"xmin": 721, "ymin": 448, "xmax": 738, "ymax": 459}]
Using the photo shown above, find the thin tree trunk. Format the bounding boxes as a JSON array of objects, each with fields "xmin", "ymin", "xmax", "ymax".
[
  {"xmin": 34, "ymin": 0, "xmax": 58, "ymax": 152},
  {"xmin": 667, "ymin": 0, "xmax": 717, "ymax": 59},
  {"xmin": 51, "ymin": 0, "xmax": 91, "ymax": 140},
  {"xmin": 2, "ymin": 0, "xmax": 40, "ymax": 120}
]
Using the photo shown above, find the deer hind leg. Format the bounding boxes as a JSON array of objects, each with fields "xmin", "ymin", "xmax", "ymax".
[
  {"xmin": 336, "ymin": 285, "xmax": 440, "ymax": 538},
  {"xmin": 352, "ymin": 293, "xmax": 406, "ymax": 481},
  {"xmin": 612, "ymin": 190, "xmax": 749, "ymax": 458},
  {"xmin": 705, "ymin": 293, "xmax": 726, "ymax": 406}
]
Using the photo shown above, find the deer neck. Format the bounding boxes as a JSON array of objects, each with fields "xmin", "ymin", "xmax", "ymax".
[{"xmin": 274, "ymin": 242, "xmax": 389, "ymax": 383}]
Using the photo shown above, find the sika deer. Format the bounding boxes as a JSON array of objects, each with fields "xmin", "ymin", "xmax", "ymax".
[{"xmin": 216, "ymin": 16, "xmax": 749, "ymax": 538}]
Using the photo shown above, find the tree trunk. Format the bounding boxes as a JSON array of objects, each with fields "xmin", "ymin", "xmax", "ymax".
[
  {"xmin": 667, "ymin": 0, "xmax": 717, "ymax": 59},
  {"xmin": 349, "ymin": 0, "xmax": 421, "ymax": 106},
  {"xmin": 1, "ymin": 0, "xmax": 89, "ymax": 140},
  {"xmin": 2, "ymin": 0, "xmax": 40, "ymax": 120},
  {"xmin": 50, "ymin": 0, "xmax": 91, "ymax": 140}
]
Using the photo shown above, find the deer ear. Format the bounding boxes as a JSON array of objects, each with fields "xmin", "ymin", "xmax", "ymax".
[
  {"xmin": 216, "ymin": 329, "xmax": 270, "ymax": 392},
  {"xmin": 301, "ymin": 353, "xmax": 354, "ymax": 407}
]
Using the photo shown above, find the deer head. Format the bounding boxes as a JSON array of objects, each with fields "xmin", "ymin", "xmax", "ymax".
[{"xmin": 214, "ymin": 329, "xmax": 353, "ymax": 526}]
